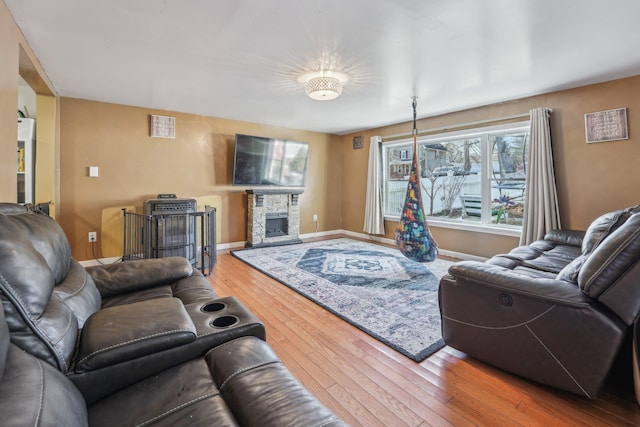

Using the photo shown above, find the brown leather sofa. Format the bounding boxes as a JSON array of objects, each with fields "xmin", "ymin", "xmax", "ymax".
[
  {"xmin": 0, "ymin": 203, "xmax": 346, "ymax": 426},
  {"xmin": 439, "ymin": 205, "xmax": 640, "ymax": 398}
]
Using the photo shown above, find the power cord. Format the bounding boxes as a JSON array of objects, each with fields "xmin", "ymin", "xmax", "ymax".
[{"xmin": 90, "ymin": 240, "xmax": 106, "ymax": 265}]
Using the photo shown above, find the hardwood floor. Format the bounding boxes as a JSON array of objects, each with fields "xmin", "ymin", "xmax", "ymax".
[{"xmin": 208, "ymin": 241, "xmax": 640, "ymax": 426}]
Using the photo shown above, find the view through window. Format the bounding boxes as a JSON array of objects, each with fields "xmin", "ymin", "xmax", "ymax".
[{"xmin": 383, "ymin": 122, "xmax": 530, "ymax": 228}]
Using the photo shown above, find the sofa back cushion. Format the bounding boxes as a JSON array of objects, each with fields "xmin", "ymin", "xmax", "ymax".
[
  {"xmin": 555, "ymin": 254, "xmax": 587, "ymax": 284},
  {"xmin": 0, "ymin": 207, "xmax": 100, "ymax": 371},
  {"xmin": 557, "ymin": 205, "xmax": 640, "ymax": 285},
  {"xmin": 54, "ymin": 260, "xmax": 102, "ymax": 327},
  {"xmin": 581, "ymin": 205, "xmax": 640, "ymax": 254},
  {"xmin": 0, "ymin": 305, "xmax": 8, "ymax": 381},
  {"xmin": 0, "ymin": 305, "xmax": 88, "ymax": 426},
  {"xmin": 578, "ymin": 213, "xmax": 640, "ymax": 324}
]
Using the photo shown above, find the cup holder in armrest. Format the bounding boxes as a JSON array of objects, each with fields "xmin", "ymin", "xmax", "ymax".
[
  {"xmin": 202, "ymin": 301, "xmax": 240, "ymax": 328},
  {"xmin": 189, "ymin": 296, "xmax": 266, "ymax": 344},
  {"xmin": 211, "ymin": 315, "xmax": 240, "ymax": 328},
  {"xmin": 202, "ymin": 301, "xmax": 227, "ymax": 313}
]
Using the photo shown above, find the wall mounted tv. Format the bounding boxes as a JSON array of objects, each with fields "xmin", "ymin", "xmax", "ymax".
[{"xmin": 232, "ymin": 134, "xmax": 309, "ymax": 187}]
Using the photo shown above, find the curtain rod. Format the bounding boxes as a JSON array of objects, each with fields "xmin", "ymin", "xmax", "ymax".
[{"xmin": 381, "ymin": 111, "xmax": 541, "ymax": 142}]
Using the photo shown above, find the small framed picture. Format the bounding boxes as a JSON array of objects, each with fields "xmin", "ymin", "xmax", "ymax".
[
  {"xmin": 352, "ymin": 135, "xmax": 363, "ymax": 149},
  {"xmin": 584, "ymin": 107, "xmax": 628, "ymax": 143},
  {"xmin": 400, "ymin": 149, "xmax": 409, "ymax": 161},
  {"xmin": 150, "ymin": 115, "xmax": 176, "ymax": 139}
]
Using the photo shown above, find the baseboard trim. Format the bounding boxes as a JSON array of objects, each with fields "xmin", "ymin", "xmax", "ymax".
[
  {"xmin": 81, "ymin": 229, "xmax": 484, "ymax": 265},
  {"xmin": 308, "ymin": 229, "xmax": 486, "ymax": 262},
  {"xmin": 79, "ymin": 256, "xmax": 121, "ymax": 267}
]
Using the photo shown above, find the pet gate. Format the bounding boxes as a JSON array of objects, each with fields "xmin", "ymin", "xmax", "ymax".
[{"xmin": 122, "ymin": 199, "xmax": 216, "ymax": 275}]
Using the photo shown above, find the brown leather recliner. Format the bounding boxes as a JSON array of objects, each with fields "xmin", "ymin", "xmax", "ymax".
[
  {"xmin": 0, "ymin": 203, "xmax": 346, "ymax": 425},
  {"xmin": 0, "ymin": 203, "xmax": 267, "ymax": 402},
  {"xmin": 439, "ymin": 206, "xmax": 640, "ymax": 398},
  {"xmin": 0, "ymin": 302, "xmax": 345, "ymax": 426}
]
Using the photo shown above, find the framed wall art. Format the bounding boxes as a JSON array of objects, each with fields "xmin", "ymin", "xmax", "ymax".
[
  {"xmin": 584, "ymin": 107, "xmax": 628, "ymax": 143},
  {"xmin": 352, "ymin": 135, "xmax": 363, "ymax": 149},
  {"xmin": 150, "ymin": 114, "xmax": 176, "ymax": 139}
]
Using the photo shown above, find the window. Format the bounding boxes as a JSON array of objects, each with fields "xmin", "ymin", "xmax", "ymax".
[{"xmin": 383, "ymin": 121, "xmax": 529, "ymax": 229}]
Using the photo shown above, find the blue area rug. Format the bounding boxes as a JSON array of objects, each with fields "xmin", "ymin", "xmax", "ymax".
[{"xmin": 231, "ymin": 238, "xmax": 453, "ymax": 362}]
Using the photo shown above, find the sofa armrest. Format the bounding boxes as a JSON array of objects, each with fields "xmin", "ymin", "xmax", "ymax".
[
  {"xmin": 447, "ymin": 261, "xmax": 592, "ymax": 307},
  {"xmin": 76, "ymin": 297, "xmax": 196, "ymax": 372},
  {"xmin": 543, "ymin": 229, "xmax": 585, "ymax": 247},
  {"xmin": 87, "ymin": 257, "xmax": 193, "ymax": 297},
  {"xmin": 207, "ymin": 337, "xmax": 347, "ymax": 426}
]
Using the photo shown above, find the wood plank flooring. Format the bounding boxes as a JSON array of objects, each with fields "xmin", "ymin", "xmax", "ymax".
[{"xmin": 207, "ymin": 240, "xmax": 640, "ymax": 426}]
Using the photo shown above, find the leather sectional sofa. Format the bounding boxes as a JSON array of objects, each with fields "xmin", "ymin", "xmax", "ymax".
[
  {"xmin": 439, "ymin": 205, "xmax": 640, "ymax": 399},
  {"xmin": 0, "ymin": 203, "xmax": 345, "ymax": 426}
]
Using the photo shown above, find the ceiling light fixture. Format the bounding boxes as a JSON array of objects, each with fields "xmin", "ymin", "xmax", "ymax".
[{"xmin": 298, "ymin": 70, "xmax": 349, "ymax": 101}]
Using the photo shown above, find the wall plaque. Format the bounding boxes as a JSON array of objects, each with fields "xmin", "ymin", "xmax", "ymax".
[
  {"xmin": 584, "ymin": 107, "xmax": 628, "ymax": 143},
  {"xmin": 150, "ymin": 115, "xmax": 176, "ymax": 138},
  {"xmin": 352, "ymin": 135, "xmax": 363, "ymax": 149}
]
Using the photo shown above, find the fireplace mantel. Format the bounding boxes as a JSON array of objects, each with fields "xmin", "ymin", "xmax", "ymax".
[
  {"xmin": 246, "ymin": 189, "xmax": 304, "ymax": 195},
  {"xmin": 245, "ymin": 190, "xmax": 303, "ymax": 248}
]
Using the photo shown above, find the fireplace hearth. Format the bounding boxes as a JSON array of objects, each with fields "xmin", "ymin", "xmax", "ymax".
[{"xmin": 246, "ymin": 190, "xmax": 303, "ymax": 247}]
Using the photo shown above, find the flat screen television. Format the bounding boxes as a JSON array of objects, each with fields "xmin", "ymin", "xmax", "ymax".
[{"xmin": 232, "ymin": 134, "xmax": 309, "ymax": 187}]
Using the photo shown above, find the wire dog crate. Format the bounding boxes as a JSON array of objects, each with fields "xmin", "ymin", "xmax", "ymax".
[{"xmin": 122, "ymin": 204, "xmax": 216, "ymax": 275}]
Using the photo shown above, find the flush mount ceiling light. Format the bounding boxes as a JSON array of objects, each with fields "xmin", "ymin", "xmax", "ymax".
[{"xmin": 298, "ymin": 70, "xmax": 349, "ymax": 101}]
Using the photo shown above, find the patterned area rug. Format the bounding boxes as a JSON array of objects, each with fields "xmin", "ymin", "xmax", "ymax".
[{"xmin": 231, "ymin": 238, "xmax": 453, "ymax": 362}]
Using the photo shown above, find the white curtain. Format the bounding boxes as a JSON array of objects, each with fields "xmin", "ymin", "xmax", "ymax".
[
  {"xmin": 364, "ymin": 135, "xmax": 385, "ymax": 234},
  {"xmin": 520, "ymin": 108, "xmax": 561, "ymax": 245}
]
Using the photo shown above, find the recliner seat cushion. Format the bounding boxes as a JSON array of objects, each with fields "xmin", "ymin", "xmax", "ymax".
[
  {"xmin": 88, "ymin": 337, "xmax": 347, "ymax": 427},
  {"xmin": 486, "ymin": 238, "xmax": 581, "ymax": 278},
  {"xmin": 76, "ymin": 298, "xmax": 197, "ymax": 372},
  {"xmin": 88, "ymin": 356, "xmax": 238, "ymax": 427}
]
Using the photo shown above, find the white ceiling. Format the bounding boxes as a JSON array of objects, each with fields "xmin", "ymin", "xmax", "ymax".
[{"xmin": 7, "ymin": 0, "xmax": 640, "ymax": 135}]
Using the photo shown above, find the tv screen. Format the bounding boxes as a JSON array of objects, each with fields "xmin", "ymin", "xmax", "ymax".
[{"xmin": 232, "ymin": 134, "xmax": 309, "ymax": 187}]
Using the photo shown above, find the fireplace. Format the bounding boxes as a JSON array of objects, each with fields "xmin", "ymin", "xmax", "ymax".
[
  {"xmin": 246, "ymin": 189, "xmax": 303, "ymax": 247},
  {"xmin": 265, "ymin": 212, "xmax": 288, "ymax": 238}
]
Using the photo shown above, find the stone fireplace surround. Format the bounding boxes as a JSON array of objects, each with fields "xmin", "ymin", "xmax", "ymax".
[{"xmin": 246, "ymin": 189, "xmax": 303, "ymax": 247}]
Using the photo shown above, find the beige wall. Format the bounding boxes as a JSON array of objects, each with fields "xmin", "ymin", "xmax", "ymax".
[
  {"xmin": 0, "ymin": 3, "xmax": 58, "ymax": 210},
  {"xmin": 340, "ymin": 77, "xmax": 640, "ymax": 258},
  {"xmin": 4, "ymin": 1, "xmax": 640, "ymax": 260},
  {"xmin": 59, "ymin": 98, "xmax": 343, "ymax": 260},
  {"xmin": 546, "ymin": 77, "xmax": 639, "ymax": 227},
  {"xmin": 35, "ymin": 94, "xmax": 58, "ymax": 215},
  {"xmin": 0, "ymin": 2, "xmax": 21, "ymax": 200}
]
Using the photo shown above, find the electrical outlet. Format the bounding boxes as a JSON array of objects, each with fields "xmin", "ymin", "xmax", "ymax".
[
  {"xmin": 88, "ymin": 231, "xmax": 97, "ymax": 242},
  {"xmin": 313, "ymin": 214, "xmax": 318, "ymax": 222}
]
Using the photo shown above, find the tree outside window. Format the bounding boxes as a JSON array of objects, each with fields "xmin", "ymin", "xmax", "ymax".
[{"xmin": 383, "ymin": 122, "xmax": 529, "ymax": 227}]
